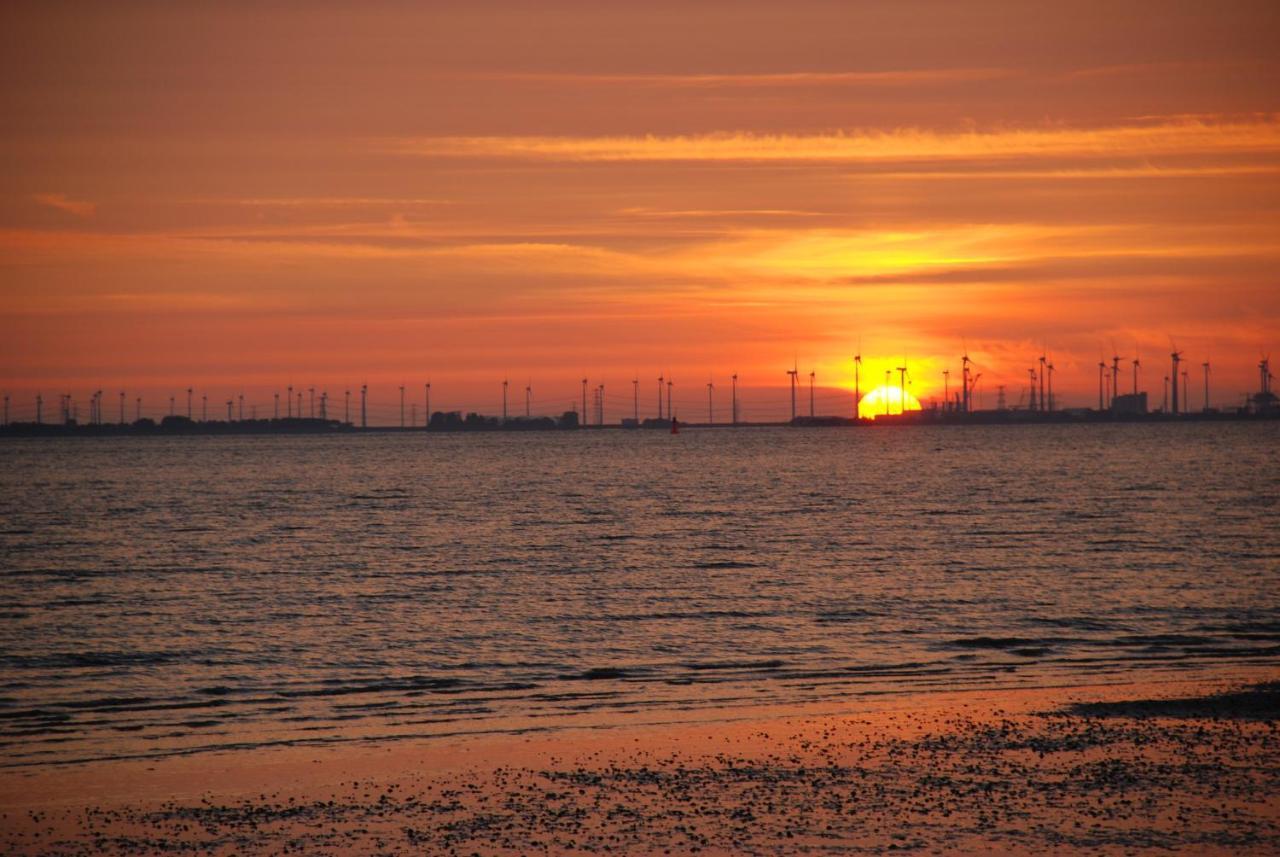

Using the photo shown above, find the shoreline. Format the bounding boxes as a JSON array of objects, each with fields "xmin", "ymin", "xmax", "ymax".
[
  {"xmin": 4, "ymin": 668, "xmax": 1277, "ymax": 854},
  {"xmin": 1, "ymin": 410, "xmax": 1277, "ymax": 438}
]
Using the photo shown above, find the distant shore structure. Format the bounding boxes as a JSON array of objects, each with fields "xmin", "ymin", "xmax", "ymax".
[{"xmin": 2, "ymin": 353, "xmax": 1275, "ymax": 435}]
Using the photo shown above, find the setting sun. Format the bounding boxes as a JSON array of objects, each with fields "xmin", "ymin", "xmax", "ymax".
[{"xmin": 858, "ymin": 385, "xmax": 923, "ymax": 419}]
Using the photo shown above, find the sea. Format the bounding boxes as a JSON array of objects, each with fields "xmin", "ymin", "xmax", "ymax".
[{"xmin": 2, "ymin": 423, "xmax": 1277, "ymax": 768}]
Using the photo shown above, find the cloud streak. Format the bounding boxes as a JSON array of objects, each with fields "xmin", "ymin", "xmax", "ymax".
[
  {"xmin": 32, "ymin": 193, "xmax": 96, "ymax": 218},
  {"xmin": 386, "ymin": 118, "xmax": 1280, "ymax": 164}
]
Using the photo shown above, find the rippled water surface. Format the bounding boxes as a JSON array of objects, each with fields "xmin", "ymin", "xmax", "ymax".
[{"xmin": 2, "ymin": 424, "xmax": 1278, "ymax": 767}]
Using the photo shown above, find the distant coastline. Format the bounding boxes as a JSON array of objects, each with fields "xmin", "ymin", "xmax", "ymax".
[{"xmin": 1, "ymin": 407, "xmax": 1276, "ymax": 437}]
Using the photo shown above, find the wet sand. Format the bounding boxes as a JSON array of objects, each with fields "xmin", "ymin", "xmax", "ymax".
[{"xmin": 3, "ymin": 673, "xmax": 1278, "ymax": 855}]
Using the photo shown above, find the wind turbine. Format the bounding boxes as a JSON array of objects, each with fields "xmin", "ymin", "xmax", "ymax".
[
  {"xmin": 1202, "ymin": 359, "xmax": 1211, "ymax": 412},
  {"xmin": 884, "ymin": 369, "xmax": 891, "ymax": 415},
  {"xmin": 501, "ymin": 379, "xmax": 508, "ymax": 422},
  {"xmin": 808, "ymin": 369, "xmax": 815, "ymax": 418},
  {"xmin": 942, "ymin": 369, "xmax": 950, "ymax": 411},
  {"xmin": 632, "ymin": 377, "xmax": 639, "ymax": 423},
  {"xmin": 786, "ymin": 362, "xmax": 799, "ymax": 421},
  {"xmin": 896, "ymin": 362, "xmax": 908, "ymax": 416},
  {"xmin": 731, "ymin": 373, "xmax": 739, "ymax": 425},
  {"xmin": 399, "ymin": 384, "xmax": 406, "ymax": 426},
  {"xmin": 853, "ymin": 349, "xmax": 862, "ymax": 419},
  {"xmin": 1097, "ymin": 359, "xmax": 1106, "ymax": 411},
  {"xmin": 1038, "ymin": 353, "xmax": 1046, "ymax": 413},
  {"xmin": 656, "ymin": 374, "xmax": 663, "ymax": 421},
  {"xmin": 1132, "ymin": 354, "xmax": 1141, "ymax": 396},
  {"xmin": 1029, "ymin": 368, "xmax": 1038, "ymax": 412},
  {"xmin": 961, "ymin": 349, "xmax": 971, "ymax": 413},
  {"xmin": 525, "ymin": 380, "xmax": 532, "ymax": 418},
  {"xmin": 1170, "ymin": 343, "xmax": 1183, "ymax": 415},
  {"xmin": 706, "ymin": 378, "xmax": 714, "ymax": 424},
  {"xmin": 1110, "ymin": 350, "xmax": 1122, "ymax": 407},
  {"xmin": 1046, "ymin": 361, "xmax": 1055, "ymax": 412}
]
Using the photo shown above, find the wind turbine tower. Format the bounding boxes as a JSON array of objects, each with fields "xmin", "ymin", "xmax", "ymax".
[
  {"xmin": 360, "ymin": 384, "xmax": 367, "ymax": 428},
  {"xmin": 501, "ymin": 380, "xmax": 508, "ymax": 423},
  {"xmin": 731, "ymin": 373, "xmax": 738, "ymax": 424},
  {"xmin": 809, "ymin": 370, "xmax": 815, "ymax": 418},
  {"xmin": 1132, "ymin": 357, "xmax": 1141, "ymax": 396},
  {"xmin": 707, "ymin": 378, "xmax": 714, "ymax": 424},
  {"xmin": 853, "ymin": 352, "xmax": 862, "ymax": 418},
  {"xmin": 1202, "ymin": 360, "xmax": 1211, "ymax": 411},
  {"xmin": 1046, "ymin": 361, "xmax": 1055, "ymax": 412},
  {"xmin": 786, "ymin": 364, "xmax": 799, "ymax": 420},
  {"xmin": 1029, "ymin": 368, "xmax": 1038, "ymax": 411},
  {"xmin": 961, "ymin": 351, "xmax": 971, "ymax": 414},
  {"xmin": 897, "ymin": 364, "xmax": 908, "ymax": 416},
  {"xmin": 1038, "ymin": 354, "xmax": 1046, "ymax": 413},
  {"xmin": 1097, "ymin": 361, "xmax": 1106, "ymax": 410},
  {"xmin": 632, "ymin": 377, "xmax": 639, "ymax": 423},
  {"xmin": 36, "ymin": 393, "xmax": 43, "ymax": 424},
  {"xmin": 525, "ymin": 381, "xmax": 531, "ymax": 418},
  {"xmin": 1170, "ymin": 348, "xmax": 1183, "ymax": 415},
  {"xmin": 186, "ymin": 387, "xmax": 193, "ymax": 419},
  {"xmin": 202, "ymin": 394, "xmax": 208, "ymax": 422},
  {"xmin": 656, "ymin": 375, "xmax": 663, "ymax": 421},
  {"xmin": 1111, "ymin": 353, "xmax": 1122, "ymax": 408},
  {"xmin": 287, "ymin": 385, "xmax": 293, "ymax": 418}
]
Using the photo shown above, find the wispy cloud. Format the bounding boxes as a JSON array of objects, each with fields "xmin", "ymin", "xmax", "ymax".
[
  {"xmin": 32, "ymin": 193, "xmax": 96, "ymax": 218},
  {"xmin": 384, "ymin": 118, "xmax": 1280, "ymax": 163},
  {"xmin": 458, "ymin": 68, "xmax": 1012, "ymax": 88},
  {"xmin": 208, "ymin": 197, "xmax": 453, "ymax": 207}
]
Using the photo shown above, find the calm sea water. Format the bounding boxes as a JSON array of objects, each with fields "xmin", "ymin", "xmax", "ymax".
[{"xmin": 1, "ymin": 424, "xmax": 1277, "ymax": 767}]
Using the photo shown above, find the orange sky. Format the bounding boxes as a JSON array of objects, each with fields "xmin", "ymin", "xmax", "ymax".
[{"xmin": 2, "ymin": 1, "xmax": 1279, "ymax": 422}]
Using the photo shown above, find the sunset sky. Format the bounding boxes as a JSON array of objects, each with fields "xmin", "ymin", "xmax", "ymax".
[{"xmin": 3, "ymin": 1, "xmax": 1279, "ymax": 422}]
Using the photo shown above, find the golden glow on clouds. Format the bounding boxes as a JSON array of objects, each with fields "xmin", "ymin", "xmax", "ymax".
[
  {"xmin": 389, "ymin": 119, "xmax": 1280, "ymax": 163},
  {"xmin": 2, "ymin": 3, "xmax": 1279, "ymax": 409}
]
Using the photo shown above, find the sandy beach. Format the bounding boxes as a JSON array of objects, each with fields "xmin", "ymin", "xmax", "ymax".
[{"xmin": 4, "ymin": 670, "xmax": 1277, "ymax": 855}]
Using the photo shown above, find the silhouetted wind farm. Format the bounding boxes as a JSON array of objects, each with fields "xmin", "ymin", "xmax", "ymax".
[{"xmin": 2, "ymin": 350, "xmax": 1275, "ymax": 436}]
